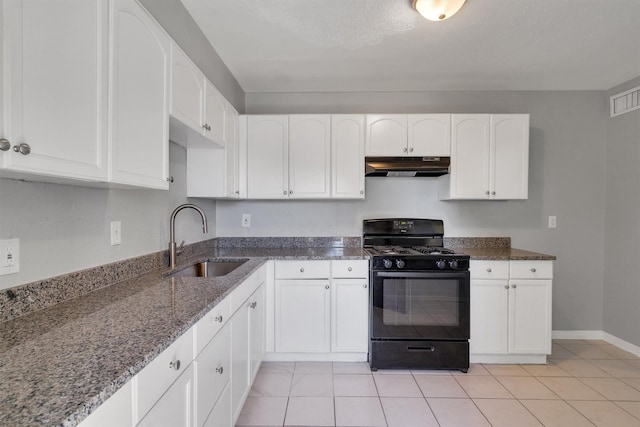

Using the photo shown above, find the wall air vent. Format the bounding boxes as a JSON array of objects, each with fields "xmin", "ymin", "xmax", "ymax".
[{"xmin": 610, "ymin": 85, "xmax": 640, "ymax": 117}]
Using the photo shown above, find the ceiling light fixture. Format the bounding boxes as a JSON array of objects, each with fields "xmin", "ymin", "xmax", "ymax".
[{"xmin": 412, "ymin": 0, "xmax": 467, "ymax": 21}]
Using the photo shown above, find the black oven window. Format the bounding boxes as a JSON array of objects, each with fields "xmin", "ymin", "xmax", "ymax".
[{"xmin": 382, "ymin": 278, "xmax": 460, "ymax": 328}]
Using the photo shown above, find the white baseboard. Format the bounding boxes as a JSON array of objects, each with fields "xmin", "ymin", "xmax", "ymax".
[
  {"xmin": 552, "ymin": 330, "xmax": 640, "ymax": 356},
  {"xmin": 552, "ymin": 330, "xmax": 604, "ymax": 340}
]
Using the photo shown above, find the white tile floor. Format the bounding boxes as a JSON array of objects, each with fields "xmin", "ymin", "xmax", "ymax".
[{"xmin": 236, "ymin": 340, "xmax": 640, "ymax": 426}]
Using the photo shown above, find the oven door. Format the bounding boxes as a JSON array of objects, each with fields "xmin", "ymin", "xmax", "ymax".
[{"xmin": 371, "ymin": 270, "xmax": 470, "ymax": 341}]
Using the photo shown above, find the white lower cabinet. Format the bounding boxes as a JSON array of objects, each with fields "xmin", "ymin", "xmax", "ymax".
[
  {"xmin": 271, "ymin": 260, "xmax": 369, "ymax": 360},
  {"xmin": 470, "ymin": 260, "xmax": 552, "ymax": 363},
  {"xmin": 79, "ymin": 264, "xmax": 267, "ymax": 427},
  {"xmin": 138, "ymin": 363, "xmax": 195, "ymax": 427}
]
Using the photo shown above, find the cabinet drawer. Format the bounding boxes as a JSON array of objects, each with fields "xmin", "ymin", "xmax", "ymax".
[
  {"xmin": 510, "ymin": 261, "xmax": 553, "ymax": 279},
  {"xmin": 135, "ymin": 328, "xmax": 194, "ymax": 422},
  {"xmin": 230, "ymin": 267, "xmax": 264, "ymax": 315},
  {"xmin": 332, "ymin": 260, "xmax": 369, "ymax": 278},
  {"xmin": 275, "ymin": 260, "xmax": 330, "ymax": 279},
  {"xmin": 196, "ymin": 322, "xmax": 231, "ymax": 427},
  {"xmin": 470, "ymin": 261, "xmax": 509, "ymax": 279},
  {"xmin": 195, "ymin": 296, "xmax": 230, "ymax": 356}
]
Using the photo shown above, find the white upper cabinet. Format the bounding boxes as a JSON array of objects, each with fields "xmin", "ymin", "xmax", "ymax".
[
  {"xmin": 491, "ymin": 114, "xmax": 529, "ymax": 199},
  {"xmin": 288, "ymin": 115, "xmax": 331, "ymax": 198},
  {"xmin": 331, "ymin": 115, "xmax": 365, "ymax": 199},
  {"xmin": 366, "ymin": 114, "xmax": 451, "ymax": 157},
  {"xmin": 170, "ymin": 43, "xmax": 205, "ymax": 134},
  {"xmin": 365, "ymin": 114, "xmax": 408, "ymax": 156},
  {"xmin": 108, "ymin": 0, "xmax": 170, "ymax": 189},
  {"xmin": 246, "ymin": 115, "xmax": 289, "ymax": 199},
  {"xmin": 408, "ymin": 114, "xmax": 451, "ymax": 156},
  {"xmin": 1, "ymin": 0, "xmax": 109, "ymax": 182},
  {"xmin": 440, "ymin": 114, "xmax": 529, "ymax": 200},
  {"xmin": 203, "ymin": 80, "xmax": 226, "ymax": 146},
  {"xmin": 169, "ymin": 42, "xmax": 226, "ymax": 148}
]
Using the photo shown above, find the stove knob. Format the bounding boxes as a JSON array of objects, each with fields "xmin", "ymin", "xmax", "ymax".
[
  {"xmin": 449, "ymin": 259, "xmax": 459, "ymax": 269},
  {"xmin": 436, "ymin": 259, "xmax": 447, "ymax": 269},
  {"xmin": 395, "ymin": 259, "xmax": 406, "ymax": 269},
  {"xmin": 383, "ymin": 259, "xmax": 393, "ymax": 269}
]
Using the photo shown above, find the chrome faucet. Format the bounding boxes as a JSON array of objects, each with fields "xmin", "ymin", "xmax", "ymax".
[{"xmin": 169, "ymin": 204, "xmax": 208, "ymax": 268}]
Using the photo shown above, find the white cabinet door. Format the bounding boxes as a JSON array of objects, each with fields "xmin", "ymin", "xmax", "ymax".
[
  {"xmin": 408, "ymin": 114, "xmax": 451, "ymax": 156},
  {"xmin": 230, "ymin": 300, "xmax": 250, "ymax": 423},
  {"xmin": 249, "ymin": 284, "xmax": 265, "ymax": 382},
  {"xmin": 508, "ymin": 279, "xmax": 552, "ymax": 355},
  {"xmin": 195, "ymin": 322, "xmax": 231, "ymax": 427},
  {"xmin": 491, "ymin": 114, "xmax": 529, "ymax": 199},
  {"xmin": 331, "ymin": 279, "xmax": 369, "ymax": 353},
  {"xmin": 170, "ymin": 43, "xmax": 204, "ymax": 134},
  {"xmin": 226, "ymin": 105, "xmax": 245, "ymax": 198},
  {"xmin": 331, "ymin": 115, "xmax": 365, "ymax": 199},
  {"xmin": 449, "ymin": 114, "xmax": 491, "ymax": 198},
  {"xmin": 246, "ymin": 115, "xmax": 288, "ymax": 198},
  {"xmin": 288, "ymin": 115, "xmax": 331, "ymax": 198},
  {"xmin": 1, "ymin": 0, "xmax": 108, "ymax": 181},
  {"xmin": 365, "ymin": 114, "xmax": 408, "ymax": 156},
  {"xmin": 275, "ymin": 279, "xmax": 331, "ymax": 353},
  {"xmin": 109, "ymin": 0, "xmax": 170, "ymax": 189},
  {"xmin": 470, "ymin": 279, "xmax": 509, "ymax": 355},
  {"xmin": 203, "ymin": 80, "xmax": 225, "ymax": 145},
  {"xmin": 138, "ymin": 363, "xmax": 195, "ymax": 427},
  {"xmin": 203, "ymin": 382, "xmax": 231, "ymax": 427}
]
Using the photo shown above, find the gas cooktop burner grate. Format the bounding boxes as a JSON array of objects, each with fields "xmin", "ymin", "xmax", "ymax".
[
  {"xmin": 412, "ymin": 246, "xmax": 456, "ymax": 255},
  {"xmin": 369, "ymin": 245, "xmax": 458, "ymax": 256}
]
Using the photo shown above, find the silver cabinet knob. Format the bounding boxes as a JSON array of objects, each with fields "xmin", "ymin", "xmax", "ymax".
[
  {"xmin": 169, "ymin": 360, "xmax": 181, "ymax": 371},
  {"xmin": 360, "ymin": 190, "xmax": 364, "ymax": 195},
  {"xmin": 409, "ymin": 147, "xmax": 414, "ymax": 152},
  {"xmin": 0, "ymin": 138, "xmax": 10, "ymax": 151},
  {"xmin": 13, "ymin": 143, "xmax": 31, "ymax": 155},
  {"xmin": 511, "ymin": 284, "xmax": 517, "ymax": 289},
  {"xmin": 289, "ymin": 190, "xmax": 293, "ymax": 195},
  {"xmin": 530, "ymin": 268, "xmax": 537, "ymax": 273},
  {"xmin": 283, "ymin": 190, "xmax": 287, "ymax": 195},
  {"xmin": 403, "ymin": 147, "xmax": 408, "ymax": 153},
  {"xmin": 203, "ymin": 124, "xmax": 211, "ymax": 131},
  {"xmin": 504, "ymin": 285, "xmax": 509, "ymax": 289},
  {"xmin": 250, "ymin": 301, "xmax": 257, "ymax": 309},
  {"xmin": 491, "ymin": 191, "xmax": 496, "ymax": 195},
  {"xmin": 215, "ymin": 366, "xmax": 224, "ymax": 374},
  {"xmin": 348, "ymin": 267, "xmax": 352, "ymax": 272},
  {"xmin": 363, "ymin": 284, "xmax": 368, "ymax": 289},
  {"xmin": 235, "ymin": 191, "xmax": 240, "ymax": 194},
  {"xmin": 486, "ymin": 268, "xmax": 492, "ymax": 273},
  {"xmin": 485, "ymin": 191, "xmax": 490, "ymax": 195},
  {"xmin": 300, "ymin": 268, "xmax": 304, "ymax": 273},
  {"xmin": 325, "ymin": 285, "xmax": 330, "ymax": 290},
  {"xmin": 214, "ymin": 315, "xmax": 223, "ymax": 323},
  {"xmin": 166, "ymin": 176, "xmax": 174, "ymax": 182}
]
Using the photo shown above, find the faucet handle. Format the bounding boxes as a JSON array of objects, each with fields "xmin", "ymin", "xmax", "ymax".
[{"xmin": 176, "ymin": 240, "xmax": 185, "ymax": 255}]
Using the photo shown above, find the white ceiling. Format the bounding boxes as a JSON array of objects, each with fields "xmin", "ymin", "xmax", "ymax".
[{"xmin": 181, "ymin": 0, "xmax": 640, "ymax": 93}]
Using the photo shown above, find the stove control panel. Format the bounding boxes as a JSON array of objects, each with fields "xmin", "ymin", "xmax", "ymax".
[{"xmin": 372, "ymin": 256, "xmax": 469, "ymax": 271}]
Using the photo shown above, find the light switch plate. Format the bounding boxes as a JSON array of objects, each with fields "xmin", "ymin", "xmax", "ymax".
[
  {"xmin": 0, "ymin": 238, "xmax": 20, "ymax": 275},
  {"xmin": 242, "ymin": 214, "xmax": 251, "ymax": 228},
  {"xmin": 548, "ymin": 216, "xmax": 557, "ymax": 229},
  {"xmin": 111, "ymin": 221, "xmax": 122, "ymax": 245}
]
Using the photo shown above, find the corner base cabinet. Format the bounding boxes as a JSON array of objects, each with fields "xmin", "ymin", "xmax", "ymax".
[{"xmin": 470, "ymin": 260, "xmax": 552, "ymax": 364}]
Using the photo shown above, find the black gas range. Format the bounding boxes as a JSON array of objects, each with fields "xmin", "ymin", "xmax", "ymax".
[{"xmin": 364, "ymin": 219, "xmax": 470, "ymax": 373}]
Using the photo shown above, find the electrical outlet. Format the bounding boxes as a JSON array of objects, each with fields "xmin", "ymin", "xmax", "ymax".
[
  {"xmin": 548, "ymin": 216, "xmax": 557, "ymax": 229},
  {"xmin": 0, "ymin": 238, "xmax": 20, "ymax": 275},
  {"xmin": 111, "ymin": 221, "xmax": 122, "ymax": 245},
  {"xmin": 242, "ymin": 214, "xmax": 251, "ymax": 228}
]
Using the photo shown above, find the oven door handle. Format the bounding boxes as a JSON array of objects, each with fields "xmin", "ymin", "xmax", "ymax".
[{"xmin": 375, "ymin": 271, "xmax": 469, "ymax": 279}]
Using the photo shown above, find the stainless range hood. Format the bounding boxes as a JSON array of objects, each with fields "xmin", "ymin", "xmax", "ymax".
[{"xmin": 365, "ymin": 157, "xmax": 450, "ymax": 177}]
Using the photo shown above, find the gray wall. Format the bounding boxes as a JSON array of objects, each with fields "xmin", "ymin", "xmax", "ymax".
[
  {"xmin": 603, "ymin": 76, "xmax": 640, "ymax": 346},
  {"xmin": 0, "ymin": 143, "xmax": 216, "ymax": 290},
  {"xmin": 215, "ymin": 90, "xmax": 609, "ymax": 332},
  {"xmin": 139, "ymin": 0, "xmax": 245, "ymax": 112}
]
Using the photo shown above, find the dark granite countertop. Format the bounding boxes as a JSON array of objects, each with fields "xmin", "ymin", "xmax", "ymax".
[
  {"xmin": 0, "ymin": 246, "xmax": 368, "ymax": 427},
  {"xmin": 453, "ymin": 247, "xmax": 557, "ymax": 261}
]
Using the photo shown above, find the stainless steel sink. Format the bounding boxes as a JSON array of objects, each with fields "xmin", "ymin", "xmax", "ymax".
[{"xmin": 168, "ymin": 260, "xmax": 247, "ymax": 278}]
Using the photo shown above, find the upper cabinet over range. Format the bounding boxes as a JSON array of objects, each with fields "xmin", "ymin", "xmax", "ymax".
[{"xmin": 366, "ymin": 114, "xmax": 451, "ymax": 157}]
